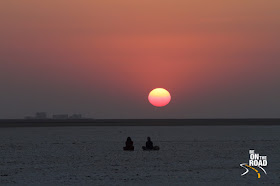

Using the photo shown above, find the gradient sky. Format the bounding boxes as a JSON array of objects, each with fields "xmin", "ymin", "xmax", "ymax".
[{"xmin": 1, "ymin": 0, "xmax": 280, "ymax": 119}]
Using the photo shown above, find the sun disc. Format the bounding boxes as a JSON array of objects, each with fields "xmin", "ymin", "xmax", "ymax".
[{"xmin": 148, "ymin": 88, "xmax": 171, "ymax": 107}]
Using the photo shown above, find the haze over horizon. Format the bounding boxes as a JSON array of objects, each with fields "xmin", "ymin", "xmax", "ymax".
[{"xmin": 1, "ymin": 0, "xmax": 280, "ymax": 119}]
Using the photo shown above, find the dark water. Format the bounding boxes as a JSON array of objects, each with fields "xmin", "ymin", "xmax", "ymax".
[{"xmin": 0, "ymin": 126, "xmax": 279, "ymax": 185}]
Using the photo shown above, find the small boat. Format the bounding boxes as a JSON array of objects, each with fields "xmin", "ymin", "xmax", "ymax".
[{"xmin": 142, "ymin": 146, "xmax": 160, "ymax": 151}]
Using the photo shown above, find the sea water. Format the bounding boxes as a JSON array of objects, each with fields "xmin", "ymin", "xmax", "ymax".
[{"xmin": 0, "ymin": 126, "xmax": 279, "ymax": 185}]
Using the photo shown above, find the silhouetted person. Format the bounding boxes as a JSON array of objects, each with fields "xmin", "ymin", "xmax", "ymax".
[
  {"xmin": 145, "ymin": 137, "xmax": 153, "ymax": 149},
  {"xmin": 123, "ymin": 137, "xmax": 134, "ymax": 151},
  {"xmin": 142, "ymin": 137, "xmax": 160, "ymax": 150}
]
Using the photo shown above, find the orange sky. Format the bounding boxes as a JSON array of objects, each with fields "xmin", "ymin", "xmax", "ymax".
[{"xmin": 0, "ymin": 0, "xmax": 280, "ymax": 118}]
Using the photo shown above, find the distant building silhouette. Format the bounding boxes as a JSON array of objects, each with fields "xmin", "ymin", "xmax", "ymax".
[
  {"xmin": 24, "ymin": 112, "xmax": 85, "ymax": 119},
  {"xmin": 25, "ymin": 112, "xmax": 47, "ymax": 119},
  {"xmin": 69, "ymin": 114, "xmax": 82, "ymax": 119},
  {"xmin": 35, "ymin": 112, "xmax": 47, "ymax": 119},
  {"xmin": 52, "ymin": 114, "xmax": 69, "ymax": 119}
]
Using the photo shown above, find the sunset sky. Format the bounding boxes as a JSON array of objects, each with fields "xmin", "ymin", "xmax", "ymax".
[{"xmin": 1, "ymin": 0, "xmax": 280, "ymax": 118}]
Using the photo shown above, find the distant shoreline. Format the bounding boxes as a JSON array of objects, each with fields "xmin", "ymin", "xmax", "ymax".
[{"xmin": 0, "ymin": 119, "xmax": 279, "ymax": 127}]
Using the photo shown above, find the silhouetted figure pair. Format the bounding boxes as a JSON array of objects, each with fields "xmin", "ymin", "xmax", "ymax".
[
  {"xmin": 123, "ymin": 137, "xmax": 134, "ymax": 151},
  {"xmin": 123, "ymin": 137, "xmax": 159, "ymax": 151}
]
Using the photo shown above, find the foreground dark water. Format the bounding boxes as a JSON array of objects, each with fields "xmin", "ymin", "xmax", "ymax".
[{"xmin": 0, "ymin": 126, "xmax": 279, "ymax": 185}]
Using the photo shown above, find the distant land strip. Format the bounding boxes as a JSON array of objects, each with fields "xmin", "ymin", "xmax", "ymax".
[{"xmin": 0, "ymin": 119, "xmax": 279, "ymax": 127}]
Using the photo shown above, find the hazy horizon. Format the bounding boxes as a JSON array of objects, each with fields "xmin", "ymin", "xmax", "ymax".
[{"xmin": 1, "ymin": 0, "xmax": 280, "ymax": 119}]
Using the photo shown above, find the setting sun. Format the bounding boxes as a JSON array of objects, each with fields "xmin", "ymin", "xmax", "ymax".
[{"xmin": 148, "ymin": 88, "xmax": 171, "ymax": 107}]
